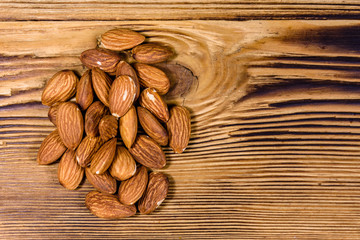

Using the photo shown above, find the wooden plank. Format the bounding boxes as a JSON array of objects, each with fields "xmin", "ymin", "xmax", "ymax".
[
  {"xmin": 0, "ymin": 1, "xmax": 360, "ymax": 20},
  {"xmin": 2, "ymin": 20, "xmax": 360, "ymax": 239}
]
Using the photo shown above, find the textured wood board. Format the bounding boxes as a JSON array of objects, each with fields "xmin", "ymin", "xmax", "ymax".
[
  {"xmin": 1, "ymin": 0, "xmax": 360, "ymax": 20},
  {"xmin": 2, "ymin": 20, "xmax": 360, "ymax": 239}
]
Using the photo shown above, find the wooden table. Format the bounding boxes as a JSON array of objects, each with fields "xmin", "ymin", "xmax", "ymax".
[{"xmin": 2, "ymin": 1, "xmax": 360, "ymax": 239}]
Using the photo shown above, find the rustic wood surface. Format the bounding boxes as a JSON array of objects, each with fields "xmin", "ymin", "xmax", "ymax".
[
  {"xmin": 1, "ymin": 3, "xmax": 360, "ymax": 239},
  {"xmin": 1, "ymin": 0, "xmax": 360, "ymax": 20}
]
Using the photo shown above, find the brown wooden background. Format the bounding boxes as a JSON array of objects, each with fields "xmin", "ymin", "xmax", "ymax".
[{"xmin": 2, "ymin": 1, "xmax": 360, "ymax": 239}]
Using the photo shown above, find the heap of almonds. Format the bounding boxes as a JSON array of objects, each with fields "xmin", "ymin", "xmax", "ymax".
[{"xmin": 37, "ymin": 28, "xmax": 191, "ymax": 219}]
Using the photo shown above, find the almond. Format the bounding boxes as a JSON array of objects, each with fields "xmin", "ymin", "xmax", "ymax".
[
  {"xmin": 76, "ymin": 136, "xmax": 103, "ymax": 167},
  {"xmin": 56, "ymin": 102, "xmax": 84, "ymax": 150},
  {"xmin": 85, "ymin": 191, "xmax": 136, "ymax": 219},
  {"xmin": 41, "ymin": 70, "xmax": 78, "ymax": 106},
  {"xmin": 132, "ymin": 43, "xmax": 173, "ymax": 64},
  {"xmin": 109, "ymin": 146, "xmax": 137, "ymax": 181},
  {"xmin": 137, "ymin": 106, "xmax": 168, "ymax": 146},
  {"xmin": 58, "ymin": 150, "xmax": 84, "ymax": 190},
  {"xmin": 134, "ymin": 63, "xmax": 170, "ymax": 95},
  {"xmin": 85, "ymin": 101, "xmax": 108, "ymax": 137},
  {"xmin": 109, "ymin": 75, "xmax": 137, "ymax": 118},
  {"xmin": 90, "ymin": 138, "xmax": 117, "ymax": 175},
  {"xmin": 139, "ymin": 88, "xmax": 169, "ymax": 122},
  {"xmin": 48, "ymin": 104, "xmax": 59, "ymax": 126},
  {"xmin": 37, "ymin": 129, "xmax": 66, "ymax": 165},
  {"xmin": 80, "ymin": 48, "xmax": 120, "ymax": 74},
  {"xmin": 128, "ymin": 135, "xmax": 166, "ymax": 169},
  {"xmin": 119, "ymin": 105, "xmax": 137, "ymax": 148},
  {"xmin": 91, "ymin": 68, "xmax": 113, "ymax": 107},
  {"xmin": 118, "ymin": 165, "xmax": 148, "ymax": 205},
  {"xmin": 85, "ymin": 168, "xmax": 117, "ymax": 194},
  {"xmin": 76, "ymin": 69, "xmax": 94, "ymax": 111},
  {"xmin": 115, "ymin": 61, "xmax": 140, "ymax": 100},
  {"xmin": 167, "ymin": 106, "xmax": 191, "ymax": 153},
  {"xmin": 138, "ymin": 172, "xmax": 169, "ymax": 214},
  {"xmin": 100, "ymin": 28, "xmax": 145, "ymax": 51},
  {"xmin": 99, "ymin": 115, "xmax": 118, "ymax": 141}
]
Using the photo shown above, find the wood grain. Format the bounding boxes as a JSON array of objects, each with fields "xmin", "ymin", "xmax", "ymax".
[
  {"xmin": 1, "ymin": 0, "xmax": 360, "ymax": 20},
  {"xmin": 2, "ymin": 20, "xmax": 360, "ymax": 239}
]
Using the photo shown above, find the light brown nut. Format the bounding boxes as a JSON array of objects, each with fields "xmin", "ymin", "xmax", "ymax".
[
  {"xmin": 56, "ymin": 102, "xmax": 84, "ymax": 150},
  {"xmin": 134, "ymin": 63, "xmax": 170, "ymax": 95},
  {"xmin": 128, "ymin": 135, "xmax": 166, "ymax": 169},
  {"xmin": 76, "ymin": 136, "xmax": 103, "ymax": 168},
  {"xmin": 90, "ymin": 138, "xmax": 117, "ymax": 175},
  {"xmin": 91, "ymin": 68, "xmax": 113, "ymax": 107},
  {"xmin": 99, "ymin": 115, "xmax": 118, "ymax": 142},
  {"xmin": 118, "ymin": 165, "xmax": 148, "ymax": 205},
  {"xmin": 85, "ymin": 191, "xmax": 136, "ymax": 219},
  {"xmin": 85, "ymin": 168, "xmax": 117, "ymax": 194},
  {"xmin": 132, "ymin": 43, "xmax": 173, "ymax": 64},
  {"xmin": 48, "ymin": 104, "xmax": 59, "ymax": 126},
  {"xmin": 138, "ymin": 172, "xmax": 169, "ymax": 214},
  {"xmin": 137, "ymin": 106, "xmax": 168, "ymax": 146},
  {"xmin": 115, "ymin": 61, "xmax": 140, "ymax": 100},
  {"xmin": 109, "ymin": 146, "xmax": 137, "ymax": 181},
  {"xmin": 167, "ymin": 106, "xmax": 191, "ymax": 153},
  {"xmin": 119, "ymin": 105, "xmax": 137, "ymax": 148},
  {"xmin": 139, "ymin": 88, "xmax": 169, "ymax": 122},
  {"xmin": 80, "ymin": 48, "xmax": 120, "ymax": 74},
  {"xmin": 37, "ymin": 129, "xmax": 66, "ymax": 165},
  {"xmin": 100, "ymin": 28, "xmax": 145, "ymax": 51},
  {"xmin": 85, "ymin": 101, "xmax": 108, "ymax": 137},
  {"xmin": 76, "ymin": 69, "xmax": 94, "ymax": 111},
  {"xmin": 41, "ymin": 70, "xmax": 79, "ymax": 106},
  {"xmin": 58, "ymin": 150, "xmax": 84, "ymax": 190},
  {"xmin": 109, "ymin": 76, "xmax": 137, "ymax": 118}
]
